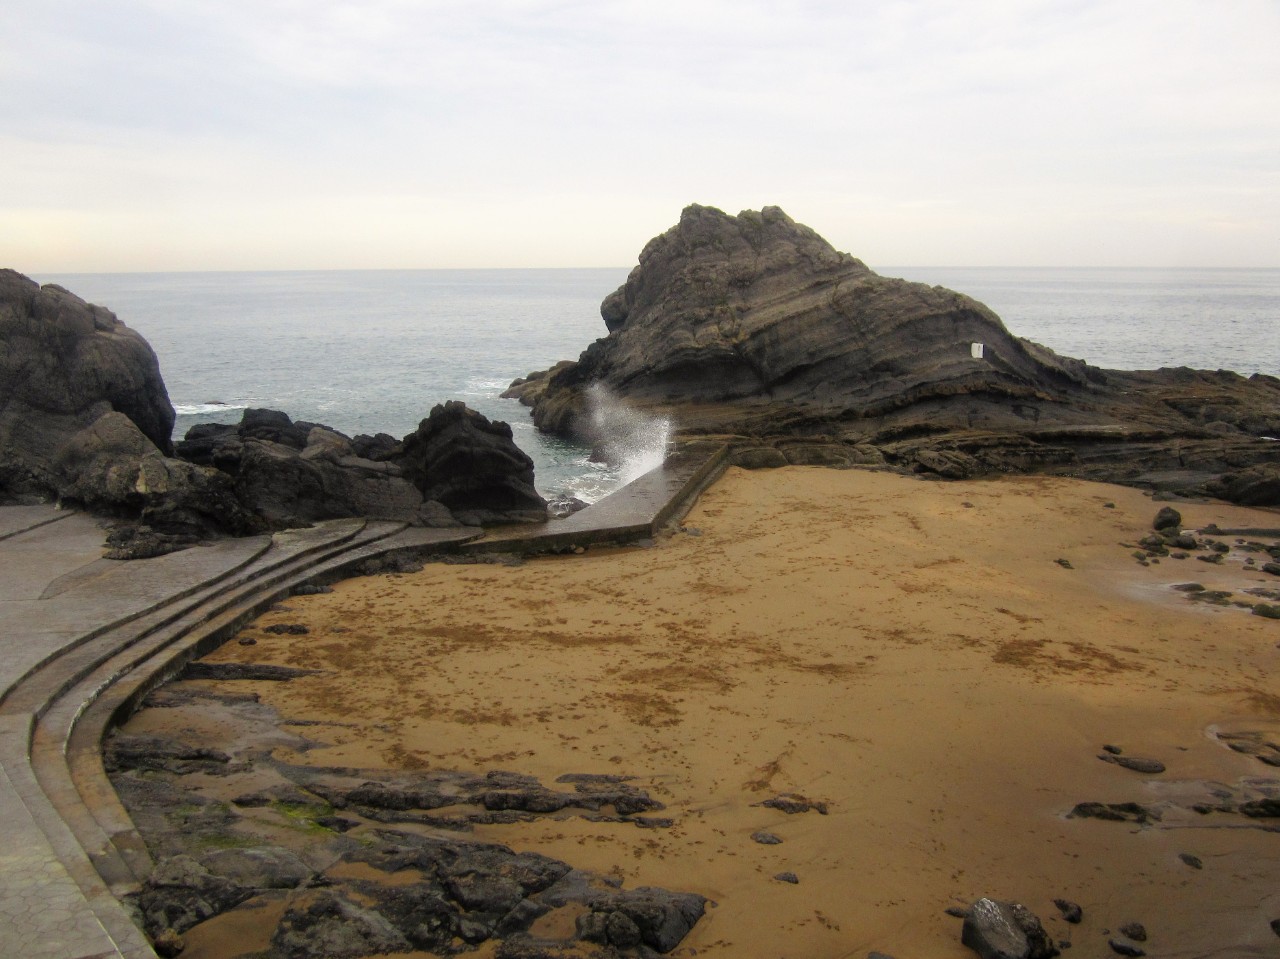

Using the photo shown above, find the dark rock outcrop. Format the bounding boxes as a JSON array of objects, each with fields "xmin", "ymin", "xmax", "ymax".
[
  {"xmin": 507, "ymin": 205, "xmax": 1280, "ymax": 505},
  {"xmin": 176, "ymin": 410, "xmax": 428, "ymax": 528},
  {"xmin": 176, "ymin": 402, "xmax": 546, "ymax": 529},
  {"xmin": 0, "ymin": 270, "xmax": 261, "ymax": 538},
  {"xmin": 960, "ymin": 898, "xmax": 1059, "ymax": 959},
  {"xmin": 2, "ymin": 269, "xmax": 547, "ymax": 543},
  {"xmin": 397, "ymin": 400, "xmax": 547, "ymax": 525}
]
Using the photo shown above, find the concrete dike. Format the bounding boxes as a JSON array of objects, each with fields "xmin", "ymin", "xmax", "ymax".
[{"xmin": 0, "ymin": 442, "xmax": 728, "ymax": 958}]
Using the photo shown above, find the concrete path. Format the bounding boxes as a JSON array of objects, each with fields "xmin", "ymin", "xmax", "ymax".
[{"xmin": 0, "ymin": 442, "xmax": 729, "ymax": 958}]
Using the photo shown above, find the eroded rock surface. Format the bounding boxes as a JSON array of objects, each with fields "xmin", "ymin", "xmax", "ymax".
[
  {"xmin": 507, "ymin": 205, "xmax": 1280, "ymax": 504},
  {"xmin": 110, "ymin": 679, "xmax": 703, "ymax": 958}
]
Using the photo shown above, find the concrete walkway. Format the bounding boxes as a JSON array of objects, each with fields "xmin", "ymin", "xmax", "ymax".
[{"xmin": 0, "ymin": 442, "xmax": 728, "ymax": 958}]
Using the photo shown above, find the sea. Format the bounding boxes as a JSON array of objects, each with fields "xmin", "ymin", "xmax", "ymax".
[{"xmin": 39, "ymin": 267, "xmax": 1280, "ymax": 504}]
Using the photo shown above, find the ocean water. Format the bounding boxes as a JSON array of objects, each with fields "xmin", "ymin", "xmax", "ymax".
[{"xmin": 41, "ymin": 267, "xmax": 1280, "ymax": 501}]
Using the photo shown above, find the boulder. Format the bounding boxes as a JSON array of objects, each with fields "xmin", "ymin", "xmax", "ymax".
[
  {"xmin": 398, "ymin": 401, "xmax": 547, "ymax": 525},
  {"xmin": 0, "ymin": 270, "xmax": 262, "ymax": 540},
  {"xmin": 960, "ymin": 898, "xmax": 1059, "ymax": 959},
  {"xmin": 269, "ymin": 889, "xmax": 411, "ymax": 959},
  {"xmin": 579, "ymin": 886, "xmax": 707, "ymax": 953},
  {"xmin": 0, "ymin": 270, "xmax": 174, "ymax": 469},
  {"xmin": 1153, "ymin": 506, "xmax": 1182, "ymax": 531}
]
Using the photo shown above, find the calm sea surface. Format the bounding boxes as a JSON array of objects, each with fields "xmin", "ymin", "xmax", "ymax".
[{"xmin": 41, "ymin": 267, "xmax": 1280, "ymax": 501}]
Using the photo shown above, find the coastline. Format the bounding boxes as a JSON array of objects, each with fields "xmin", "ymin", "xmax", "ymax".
[{"xmin": 121, "ymin": 466, "xmax": 1280, "ymax": 957}]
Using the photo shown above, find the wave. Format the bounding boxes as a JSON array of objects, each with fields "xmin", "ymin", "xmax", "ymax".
[{"xmin": 174, "ymin": 402, "xmax": 248, "ymax": 416}]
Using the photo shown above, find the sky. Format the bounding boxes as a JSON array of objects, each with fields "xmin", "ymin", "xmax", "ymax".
[{"xmin": 2, "ymin": 0, "xmax": 1278, "ymax": 272}]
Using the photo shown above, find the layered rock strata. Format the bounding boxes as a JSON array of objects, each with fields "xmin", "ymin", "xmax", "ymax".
[{"xmin": 507, "ymin": 205, "xmax": 1280, "ymax": 504}]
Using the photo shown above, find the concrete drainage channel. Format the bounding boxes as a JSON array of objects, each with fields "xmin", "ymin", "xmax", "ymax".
[{"xmin": 0, "ymin": 442, "xmax": 728, "ymax": 958}]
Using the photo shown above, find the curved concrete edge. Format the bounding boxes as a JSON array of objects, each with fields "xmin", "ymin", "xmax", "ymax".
[
  {"xmin": 51, "ymin": 525, "xmax": 479, "ymax": 900},
  {"xmin": 463, "ymin": 442, "xmax": 730, "ymax": 555},
  {"xmin": 6, "ymin": 519, "xmax": 468, "ymax": 958},
  {"xmin": 14, "ymin": 443, "xmax": 732, "ymax": 958}
]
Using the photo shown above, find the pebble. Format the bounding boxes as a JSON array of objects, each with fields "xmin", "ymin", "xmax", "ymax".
[
  {"xmin": 751, "ymin": 831, "xmax": 783, "ymax": 845},
  {"xmin": 1118, "ymin": 922, "xmax": 1147, "ymax": 942},
  {"xmin": 1178, "ymin": 852, "xmax": 1203, "ymax": 869},
  {"xmin": 1109, "ymin": 938, "xmax": 1146, "ymax": 957},
  {"xmin": 1053, "ymin": 898, "xmax": 1083, "ymax": 924},
  {"xmin": 774, "ymin": 871, "xmax": 799, "ymax": 884}
]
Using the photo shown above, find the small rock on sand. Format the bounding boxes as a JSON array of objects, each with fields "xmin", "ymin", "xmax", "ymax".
[
  {"xmin": 1099, "ymin": 754, "xmax": 1166, "ymax": 774},
  {"xmin": 1053, "ymin": 899, "xmax": 1083, "ymax": 923},
  {"xmin": 1108, "ymin": 938, "xmax": 1146, "ymax": 957}
]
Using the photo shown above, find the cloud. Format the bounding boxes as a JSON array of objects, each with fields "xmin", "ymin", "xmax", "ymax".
[{"xmin": 2, "ymin": 0, "xmax": 1278, "ymax": 269}]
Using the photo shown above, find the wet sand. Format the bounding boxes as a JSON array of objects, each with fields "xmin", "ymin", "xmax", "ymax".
[{"xmin": 192, "ymin": 467, "xmax": 1280, "ymax": 957}]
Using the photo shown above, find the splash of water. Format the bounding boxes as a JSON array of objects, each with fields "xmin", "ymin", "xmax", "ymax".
[{"xmin": 585, "ymin": 383, "xmax": 672, "ymax": 488}]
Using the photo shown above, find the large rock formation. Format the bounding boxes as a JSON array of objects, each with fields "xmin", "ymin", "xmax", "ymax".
[
  {"xmin": 1, "ymin": 269, "xmax": 176, "ymax": 489},
  {"xmin": 178, "ymin": 404, "xmax": 548, "ymax": 529},
  {"xmin": 0, "ymin": 269, "xmax": 262, "ymax": 538},
  {"xmin": 507, "ymin": 205, "xmax": 1280, "ymax": 503},
  {"xmin": 1, "ymin": 270, "xmax": 546, "ymax": 546}
]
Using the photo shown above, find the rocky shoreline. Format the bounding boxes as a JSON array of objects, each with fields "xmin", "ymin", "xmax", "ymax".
[
  {"xmin": 505, "ymin": 205, "xmax": 1280, "ymax": 508},
  {"xmin": 5, "ymin": 205, "xmax": 1280, "ymax": 958},
  {"xmin": 109, "ymin": 674, "xmax": 706, "ymax": 958},
  {"xmin": 108, "ymin": 469, "xmax": 1280, "ymax": 958}
]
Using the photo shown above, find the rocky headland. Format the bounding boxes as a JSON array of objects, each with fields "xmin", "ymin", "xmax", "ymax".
[
  {"xmin": 507, "ymin": 204, "xmax": 1280, "ymax": 504},
  {"xmin": 0, "ymin": 269, "xmax": 547, "ymax": 556}
]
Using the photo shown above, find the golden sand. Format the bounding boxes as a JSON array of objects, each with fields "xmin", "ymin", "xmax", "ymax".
[{"xmin": 203, "ymin": 467, "xmax": 1280, "ymax": 956}]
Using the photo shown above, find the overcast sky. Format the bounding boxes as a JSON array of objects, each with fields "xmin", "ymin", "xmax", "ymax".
[{"xmin": 3, "ymin": 0, "xmax": 1277, "ymax": 272}]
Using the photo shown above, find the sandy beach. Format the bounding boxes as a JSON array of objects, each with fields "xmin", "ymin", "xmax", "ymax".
[{"xmin": 141, "ymin": 466, "xmax": 1280, "ymax": 958}]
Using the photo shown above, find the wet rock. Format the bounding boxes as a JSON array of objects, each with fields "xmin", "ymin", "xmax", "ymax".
[
  {"xmin": 1178, "ymin": 853, "xmax": 1204, "ymax": 869},
  {"xmin": 1108, "ymin": 939, "xmax": 1146, "ymax": 957},
  {"xmin": 1256, "ymin": 604, "xmax": 1280, "ymax": 620},
  {"xmin": 1068, "ymin": 802, "xmax": 1158, "ymax": 824},
  {"xmin": 1118, "ymin": 922, "xmax": 1147, "ymax": 942},
  {"xmin": 751, "ymin": 831, "xmax": 783, "ymax": 845},
  {"xmin": 1052, "ymin": 899, "xmax": 1082, "ymax": 924},
  {"xmin": 199, "ymin": 846, "xmax": 314, "ymax": 889},
  {"xmin": 1239, "ymin": 798, "xmax": 1280, "ymax": 818},
  {"xmin": 758, "ymin": 794, "xmax": 829, "ymax": 815},
  {"xmin": 1153, "ymin": 507, "xmax": 1182, "ymax": 531},
  {"xmin": 151, "ymin": 928, "xmax": 185, "ymax": 958},
  {"xmin": 180, "ymin": 662, "xmax": 319, "ymax": 681},
  {"xmin": 269, "ymin": 889, "xmax": 411, "ymax": 959},
  {"xmin": 1098, "ymin": 754, "xmax": 1165, "ymax": 774},
  {"xmin": 104, "ymin": 735, "xmax": 230, "ymax": 774},
  {"xmin": 1271, "ymin": 917, "xmax": 1280, "ymax": 937},
  {"xmin": 136, "ymin": 855, "xmax": 254, "ymax": 937},
  {"xmin": 960, "ymin": 897, "xmax": 1059, "ymax": 959},
  {"xmin": 366, "ymin": 884, "xmax": 460, "ymax": 951},
  {"xmin": 580, "ymin": 887, "xmax": 707, "ymax": 953}
]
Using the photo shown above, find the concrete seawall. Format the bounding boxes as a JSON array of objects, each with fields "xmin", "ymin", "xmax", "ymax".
[{"xmin": 0, "ymin": 441, "xmax": 729, "ymax": 958}]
